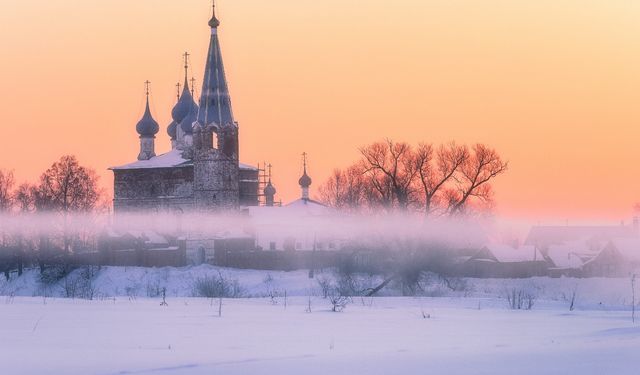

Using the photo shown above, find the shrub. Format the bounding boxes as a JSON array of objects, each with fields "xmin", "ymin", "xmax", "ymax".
[
  {"xmin": 506, "ymin": 288, "xmax": 536, "ymax": 310},
  {"xmin": 192, "ymin": 272, "xmax": 244, "ymax": 298},
  {"xmin": 61, "ymin": 266, "xmax": 99, "ymax": 300},
  {"xmin": 39, "ymin": 264, "xmax": 76, "ymax": 285},
  {"xmin": 262, "ymin": 273, "xmax": 280, "ymax": 303},
  {"xmin": 316, "ymin": 275, "xmax": 333, "ymax": 298},
  {"xmin": 328, "ymin": 286, "xmax": 350, "ymax": 312},
  {"xmin": 146, "ymin": 281, "xmax": 164, "ymax": 298},
  {"xmin": 336, "ymin": 274, "xmax": 381, "ymax": 297}
]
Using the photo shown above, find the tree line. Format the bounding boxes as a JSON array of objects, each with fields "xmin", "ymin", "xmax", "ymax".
[
  {"xmin": 0, "ymin": 156, "xmax": 104, "ymax": 278},
  {"xmin": 0, "ymin": 155, "xmax": 103, "ymax": 215},
  {"xmin": 319, "ymin": 139, "xmax": 508, "ymax": 216}
]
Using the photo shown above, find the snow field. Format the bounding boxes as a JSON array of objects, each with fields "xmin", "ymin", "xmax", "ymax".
[
  {"xmin": 0, "ymin": 296, "xmax": 638, "ymax": 374},
  {"xmin": 1, "ymin": 265, "xmax": 639, "ymax": 374}
]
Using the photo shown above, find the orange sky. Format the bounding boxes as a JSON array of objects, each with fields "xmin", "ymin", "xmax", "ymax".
[{"xmin": 1, "ymin": 0, "xmax": 639, "ymax": 224}]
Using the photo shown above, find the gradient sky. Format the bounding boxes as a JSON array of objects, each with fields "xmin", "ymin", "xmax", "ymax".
[{"xmin": 1, "ymin": 0, "xmax": 639, "ymax": 224}]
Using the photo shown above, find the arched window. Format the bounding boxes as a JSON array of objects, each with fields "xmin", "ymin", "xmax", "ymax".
[{"xmin": 212, "ymin": 131, "xmax": 218, "ymax": 150}]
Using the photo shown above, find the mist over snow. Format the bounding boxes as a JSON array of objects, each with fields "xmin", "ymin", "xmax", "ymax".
[{"xmin": 0, "ymin": 211, "xmax": 497, "ymax": 249}]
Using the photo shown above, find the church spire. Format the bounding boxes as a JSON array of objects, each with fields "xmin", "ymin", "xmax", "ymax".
[{"xmin": 197, "ymin": 0, "xmax": 235, "ymax": 130}]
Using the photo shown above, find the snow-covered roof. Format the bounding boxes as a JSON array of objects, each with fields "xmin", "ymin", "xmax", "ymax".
[
  {"xmin": 283, "ymin": 199, "xmax": 330, "ymax": 216},
  {"xmin": 110, "ymin": 149, "xmax": 190, "ymax": 170},
  {"xmin": 546, "ymin": 241, "xmax": 595, "ymax": 269},
  {"xmin": 525, "ymin": 225, "xmax": 636, "ymax": 246},
  {"xmin": 110, "ymin": 149, "xmax": 258, "ymax": 171},
  {"xmin": 239, "ymin": 163, "xmax": 258, "ymax": 171},
  {"xmin": 608, "ymin": 238, "xmax": 640, "ymax": 262},
  {"xmin": 479, "ymin": 244, "xmax": 545, "ymax": 263},
  {"xmin": 126, "ymin": 230, "xmax": 169, "ymax": 246},
  {"xmin": 146, "ymin": 246, "xmax": 180, "ymax": 252},
  {"xmin": 247, "ymin": 199, "xmax": 330, "ymax": 221}
]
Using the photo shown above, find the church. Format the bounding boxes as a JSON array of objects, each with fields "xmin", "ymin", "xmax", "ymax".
[{"xmin": 110, "ymin": 4, "xmax": 276, "ymax": 213}]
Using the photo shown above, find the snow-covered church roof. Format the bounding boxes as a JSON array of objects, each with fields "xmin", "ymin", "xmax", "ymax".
[
  {"xmin": 284, "ymin": 198, "xmax": 329, "ymax": 216},
  {"xmin": 110, "ymin": 149, "xmax": 257, "ymax": 171}
]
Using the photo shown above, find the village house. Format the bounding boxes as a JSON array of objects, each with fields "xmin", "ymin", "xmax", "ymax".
[
  {"xmin": 525, "ymin": 222, "xmax": 640, "ymax": 277},
  {"xmin": 459, "ymin": 244, "xmax": 547, "ymax": 278}
]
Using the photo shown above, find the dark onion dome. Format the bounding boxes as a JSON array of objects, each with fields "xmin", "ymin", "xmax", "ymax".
[
  {"xmin": 209, "ymin": 1, "xmax": 220, "ymax": 28},
  {"xmin": 167, "ymin": 120, "xmax": 177, "ymax": 140},
  {"xmin": 209, "ymin": 13, "xmax": 220, "ymax": 28},
  {"xmin": 298, "ymin": 172, "xmax": 312, "ymax": 188},
  {"xmin": 264, "ymin": 181, "xmax": 276, "ymax": 196},
  {"xmin": 179, "ymin": 102, "xmax": 199, "ymax": 134},
  {"xmin": 171, "ymin": 80, "xmax": 195, "ymax": 124},
  {"xmin": 136, "ymin": 98, "xmax": 159, "ymax": 137}
]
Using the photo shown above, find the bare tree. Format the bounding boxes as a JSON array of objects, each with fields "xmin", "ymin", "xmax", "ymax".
[
  {"xmin": 37, "ymin": 155, "xmax": 101, "ymax": 214},
  {"xmin": 321, "ymin": 140, "xmax": 507, "ymax": 217},
  {"xmin": 32, "ymin": 156, "xmax": 103, "ymax": 252},
  {"xmin": 319, "ymin": 165, "xmax": 366, "ymax": 212},
  {"xmin": 0, "ymin": 169, "xmax": 15, "ymax": 213},
  {"xmin": 360, "ymin": 140, "xmax": 419, "ymax": 210},
  {"xmin": 328, "ymin": 287, "xmax": 350, "ymax": 312},
  {"xmin": 415, "ymin": 142, "xmax": 469, "ymax": 215},
  {"xmin": 13, "ymin": 183, "xmax": 36, "ymax": 212},
  {"xmin": 448, "ymin": 144, "xmax": 508, "ymax": 215}
]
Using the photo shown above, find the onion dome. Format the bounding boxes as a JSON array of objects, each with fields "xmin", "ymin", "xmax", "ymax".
[
  {"xmin": 264, "ymin": 181, "xmax": 276, "ymax": 196},
  {"xmin": 171, "ymin": 79, "xmax": 195, "ymax": 124},
  {"xmin": 209, "ymin": 1, "xmax": 220, "ymax": 28},
  {"xmin": 167, "ymin": 120, "xmax": 177, "ymax": 140},
  {"xmin": 298, "ymin": 172, "xmax": 312, "ymax": 188},
  {"xmin": 179, "ymin": 102, "xmax": 199, "ymax": 134},
  {"xmin": 298, "ymin": 152, "xmax": 312, "ymax": 188},
  {"xmin": 136, "ymin": 88, "xmax": 159, "ymax": 137}
]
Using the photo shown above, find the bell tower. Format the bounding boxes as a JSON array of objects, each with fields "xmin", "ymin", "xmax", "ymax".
[{"xmin": 192, "ymin": 0, "xmax": 239, "ymax": 210}]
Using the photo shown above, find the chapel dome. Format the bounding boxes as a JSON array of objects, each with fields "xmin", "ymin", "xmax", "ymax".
[
  {"xmin": 136, "ymin": 100, "xmax": 159, "ymax": 137},
  {"xmin": 179, "ymin": 103, "xmax": 199, "ymax": 134},
  {"xmin": 167, "ymin": 120, "xmax": 177, "ymax": 140},
  {"xmin": 264, "ymin": 182, "xmax": 277, "ymax": 196}
]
